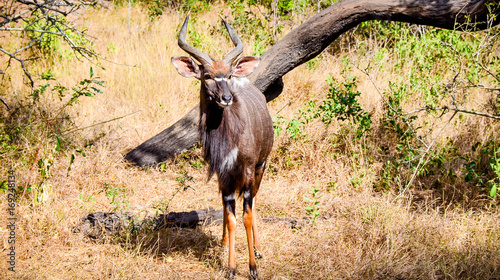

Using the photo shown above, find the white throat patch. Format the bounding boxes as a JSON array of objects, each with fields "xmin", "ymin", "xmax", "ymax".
[{"xmin": 231, "ymin": 77, "xmax": 250, "ymax": 88}]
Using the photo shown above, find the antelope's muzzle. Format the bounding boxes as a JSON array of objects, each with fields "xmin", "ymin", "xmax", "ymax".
[{"xmin": 219, "ymin": 93, "xmax": 233, "ymax": 107}]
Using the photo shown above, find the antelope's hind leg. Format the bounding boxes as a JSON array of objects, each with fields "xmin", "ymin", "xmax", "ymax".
[
  {"xmin": 251, "ymin": 196, "xmax": 263, "ymax": 259},
  {"xmin": 251, "ymin": 163, "xmax": 267, "ymax": 259},
  {"xmin": 222, "ymin": 200, "xmax": 229, "ymax": 247},
  {"xmin": 243, "ymin": 189, "xmax": 259, "ymax": 279}
]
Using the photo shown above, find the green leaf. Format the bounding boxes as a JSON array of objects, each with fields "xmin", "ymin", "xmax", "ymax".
[
  {"xmin": 76, "ymin": 148, "xmax": 86, "ymax": 157},
  {"xmin": 67, "ymin": 153, "xmax": 75, "ymax": 177},
  {"xmin": 490, "ymin": 184, "xmax": 498, "ymax": 198},
  {"xmin": 91, "ymin": 86, "xmax": 102, "ymax": 94},
  {"xmin": 55, "ymin": 136, "xmax": 61, "ymax": 152},
  {"xmin": 90, "ymin": 67, "xmax": 94, "ymax": 78},
  {"xmin": 41, "ymin": 70, "xmax": 55, "ymax": 80},
  {"xmin": 94, "ymin": 80, "xmax": 104, "ymax": 86}
]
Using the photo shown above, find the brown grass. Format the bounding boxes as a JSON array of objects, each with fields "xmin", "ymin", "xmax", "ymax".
[{"xmin": 1, "ymin": 4, "xmax": 500, "ymax": 280}]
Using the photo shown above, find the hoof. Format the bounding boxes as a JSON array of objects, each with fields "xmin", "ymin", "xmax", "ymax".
[
  {"xmin": 227, "ymin": 269, "xmax": 236, "ymax": 280},
  {"xmin": 249, "ymin": 263, "xmax": 258, "ymax": 279},
  {"xmin": 250, "ymin": 266, "xmax": 259, "ymax": 279},
  {"xmin": 254, "ymin": 248, "xmax": 263, "ymax": 259}
]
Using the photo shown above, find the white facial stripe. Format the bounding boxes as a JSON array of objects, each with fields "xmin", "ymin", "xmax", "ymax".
[{"xmin": 214, "ymin": 77, "xmax": 227, "ymax": 82}]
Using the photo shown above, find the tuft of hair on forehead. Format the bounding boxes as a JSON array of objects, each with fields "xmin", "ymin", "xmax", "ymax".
[{"xmin": 204, "ymin": 61, "xmax": 232, "ymax": 76}]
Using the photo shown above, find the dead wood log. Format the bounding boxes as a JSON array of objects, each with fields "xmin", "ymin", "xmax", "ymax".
[
  {"xmin": 125, "ymin": 0, "xmax": 499, "ymax": 166},
  {"xmin": 73, "ymin": 208, "xmax": 304, "ymax": 238}
]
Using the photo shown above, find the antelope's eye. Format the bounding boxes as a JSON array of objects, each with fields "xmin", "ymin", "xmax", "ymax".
[{"xmin": 204, "ymin": 73, "xmax": 212, "ymax": 80}]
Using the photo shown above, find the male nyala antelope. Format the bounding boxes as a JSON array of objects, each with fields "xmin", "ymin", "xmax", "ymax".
[{"xmin": 171, "ymin": 16, "xmax": 274, "ymax": 279}]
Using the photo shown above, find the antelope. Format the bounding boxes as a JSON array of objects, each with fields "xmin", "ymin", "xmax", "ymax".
[{"xmin": 171, "ymin": 16, "xmax": 274, "ymax": 279}]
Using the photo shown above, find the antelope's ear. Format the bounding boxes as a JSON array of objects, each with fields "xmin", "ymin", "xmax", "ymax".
[
  {"xmin": 232, "ymin": 56, "xmax": 260, "ymax": 77},
  {"xmin": 171, "ymin": 56, "xmax": 201, "ymax": 79}
]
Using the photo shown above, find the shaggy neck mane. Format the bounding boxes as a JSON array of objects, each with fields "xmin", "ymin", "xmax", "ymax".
[{"xmin": 199, "ymin": 100, "xmax": 242, "ymax": 181}]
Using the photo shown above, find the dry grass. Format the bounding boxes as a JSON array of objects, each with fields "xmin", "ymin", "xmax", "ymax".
[{"xmin": 1, "ymin": 4, "xmax": 500, "ymax": 280}]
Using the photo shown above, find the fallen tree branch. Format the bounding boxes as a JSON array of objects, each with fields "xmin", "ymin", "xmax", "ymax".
[{"xmin": 73, "ymin": 208, "xmax": 305, "ymax": 239}]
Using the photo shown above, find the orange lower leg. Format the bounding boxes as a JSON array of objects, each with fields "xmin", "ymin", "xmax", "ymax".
[
  {"xmin": 222, "ymin": 206, "xmax": 228, "ymax": 246},
  {"xmin": 244, "ymin": 208, "xmax": 258, "ymax": 279},
  {"xmin": 252, "ymin": 197, "xmax": 262, "ymax": 257},
  {"xmin": 227, "ymin": 212, "xmax": 237, "ymax": 278}
]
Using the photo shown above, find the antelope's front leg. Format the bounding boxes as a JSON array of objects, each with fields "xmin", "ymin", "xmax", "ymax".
[
  {"xmin": 243, "ymin": 190, "xmax": 259, "ymax": 279},
  {"xmin": 222, "ymin": 199, "xmax": 229, "ymax": 247},
  {"xmin": 223, "ymin": 192, "xmax": 237, "ymax": 279}
]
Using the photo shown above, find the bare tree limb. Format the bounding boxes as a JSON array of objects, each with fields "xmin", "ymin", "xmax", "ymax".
[
  {"xmin": 62, "ymin": 110, "xmax": 141, "ymax": 135},
  {"xmin": 0, "ymin": 0, "xmax": 97, "ymax": 87},
  {"xmin": 0, "ymin": 47, "xmax": 36, "ymax": 86},
  {"xmin": 0, "ymin": 96, "xmax": 10, "ymax": 110},
  {"xmin": 406, "ymin": 105, "xmax": 500, "ymax": 120}
]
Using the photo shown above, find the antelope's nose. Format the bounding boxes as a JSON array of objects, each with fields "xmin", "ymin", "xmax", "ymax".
[{"xmin": 221, "ymin": 94, "xmax": 233, "ymax": 106}]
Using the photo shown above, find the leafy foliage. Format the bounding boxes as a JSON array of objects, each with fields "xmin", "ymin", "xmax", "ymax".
[
  {"xmin": 304, "ymin": 185, "xmax": 323, "ymax": 225},
  {"xmin": 318, "ymin": 76, "xmax": 372, "ymax": 136},
  {"xmin": 489, "ymin": 147, "xmax": 500, "ymax": 197},
  {"xmin": 1, "ymin": 67, "xmax": 104, "ymax": 201},
  {"xmin": 271, "ymin": 13, "xmax": 500, "ymax": 203}
]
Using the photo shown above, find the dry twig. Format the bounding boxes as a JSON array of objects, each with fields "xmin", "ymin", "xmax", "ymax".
[{"xmin": 0, "ymin": 0, "xmax": 97, "ymax": 87}]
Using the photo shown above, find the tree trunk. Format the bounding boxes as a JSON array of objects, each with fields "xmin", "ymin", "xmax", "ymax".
[{"xmin": 125, "ymin": 0, "xmax": 498, "ymax": 166}]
